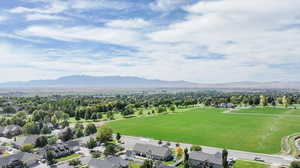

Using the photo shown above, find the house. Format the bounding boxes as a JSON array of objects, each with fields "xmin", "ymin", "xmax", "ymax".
[
  {"xmin": 80, "ymin": 156, "xmax": 128, "ymax": 168},
  {"xmin": 188, "ymin": 151, "xmax": 222, "ymax": 168},
  {"xmin": 133, "ymin": 143, "xmax": 173, "ymax": 161},
  {"xmin": 0, "ymin": 146, "xmax": 6, "ymax": 155},
  {"xmin": 0, "ymin": 125, "xmax": 22, "ymax": 138},
  {"xmin": 38, "ymin": 140, "xmax": 80, "ymax": 159},
  {"xmin": 65, "ymin": 140, "xmax": 80, "ymax": 152},
  {"xmin": 0, "ymin": 152, "xmax": 40, "ymax": 168},
  {"xmin": 12, "ymin": 135, "xmax": 40, "ymax": 148},
  {"xmin": 218, "ymin": 103, "xmax": 235, "ymax": 109}
]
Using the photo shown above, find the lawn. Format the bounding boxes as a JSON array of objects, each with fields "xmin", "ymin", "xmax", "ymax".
[
  {"xmin": 55, "ymin": 153, "xmax": 81, "ymax": 162},
  {"xmin": 108, "ymin": 107, "xmax": 300, "ymax": 154},
  {"xmin": 232, "ymin": 160, "xmax": 269, "ymax": 168}
]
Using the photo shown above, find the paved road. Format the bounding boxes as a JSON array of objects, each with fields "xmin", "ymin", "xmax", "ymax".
[{"xmin": 120, "ymin": 135, "xmax": 295, "ymax": 166}]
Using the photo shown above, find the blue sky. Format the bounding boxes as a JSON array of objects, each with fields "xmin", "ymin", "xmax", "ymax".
[{"xmin": 0, "ymin": 0, "xmax": 300, "ymax": 83}]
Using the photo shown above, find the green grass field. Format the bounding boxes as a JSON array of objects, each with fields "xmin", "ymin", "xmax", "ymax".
[
  {"xmin": 232, "ymin": 160, "xmax": 269, "ymax": 168},
  {"xmin": 108, "ymin": 107, "xmax": 300, "ymax": 154}
]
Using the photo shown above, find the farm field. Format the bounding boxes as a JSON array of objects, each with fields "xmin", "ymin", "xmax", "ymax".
[{"xmin": 108, "ymin": 107, "xmax": 300, "ymax": 154}]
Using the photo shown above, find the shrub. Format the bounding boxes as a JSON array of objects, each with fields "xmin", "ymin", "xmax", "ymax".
[
  {"xmin": 20, "ymin": 144, "xmax": 34, "ymax": 152},
  {"xmin": 290, "ymin": 161, "xmax": 300, "ymax": 168},
  {"xmin": 190, "ymin": 145, "xmax": 202, "ymax": 151}
]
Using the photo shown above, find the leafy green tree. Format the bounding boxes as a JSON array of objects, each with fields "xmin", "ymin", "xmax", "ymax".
[
  {"xmin": 86, "ymin": 137, "xmax": 97, "ymax": 149},
  {"xmin": 222, "ymin": 149, "xmax": 229, "ymax": 168},
  {"xmin": 41, "ymin": 125, "xmax": 51, "ymax": 134},
  {"xmin": 46, "ymin": 149, "xmax": 55, "ymax": 165},
  {"xmin": 75, "ymin": 128, "xmax": 84, "ymax": 138},
  {"xmin": 60, "ymin": 127, "xmax": 73, "ymax": 141},
  {"xmin": 116, "ymin": 132, "xmax": 121, "ymax": 142},
  {"xmin": 104, "ymin": 144, "xmax": 117, "ymax": 156},
  {"xmin": 140, "ymin": 159, "xmax": 153, "ymax": 168},
  {"xmin": 96, "ymin": 125, "xmax": 113, "ymax": 143},
  {"xmin": 290, "ymin": 161, "xmax": 300, "ymax": 168},
  {"xmin": 35, "ymin": 136, "xmax": 48, "ymax": 148},
  {"xmin": 85, "ymin": 123, "xmax": 97, "ymax": 136}
]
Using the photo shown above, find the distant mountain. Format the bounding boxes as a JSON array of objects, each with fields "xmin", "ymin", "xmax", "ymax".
[
  {"xmin": 197, "ymin": 81, "xmax": 300, "ymax": 89},
  {"xmin": 0, "ymin": 75, "xmax": 198, "ymax": 88},
  {"xmin": 0, "ymin": 75, "xmax": 299, "ymax": 89}
]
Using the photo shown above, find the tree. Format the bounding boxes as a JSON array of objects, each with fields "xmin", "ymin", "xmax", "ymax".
[
  {"xmin": 283, "ymin": 96, "xmax": 289, "ymax": 108},
  {"xmin": 75, "ymin": 128, "xmax": 84, "ymax": 138},
  {"xmin": 104, "ymin": 144, "xmax": 117, "ymax": 156},
  {"xmin": 140, "ymin": 159, "xmax": 153, "ymax": 168},
  {"xmin": 96, "ymin": 125, "xmax": 113, "ymax": 143},
  {"xmin": 184, "ymin": 148, "xmax": 189, "ymax": 168},
  {"xmin": 290, "ymin": 161, "xmax": 300, "ymax": 168},
  {"xmin": 170, "ymin": 105, "xmax": 176, "ymax": 113},
  {"xmin": 3, "ymin": 106, "xmax": 16, "ymax": 114},
  {"xmin": 85, "ymin": 123, "xmax": 97, "ymax": 136},
  {"xmin": 175, "ymin": 144, "xmax": 184, "ymax": 159},
  {"xmin": 222, "ymin": 149, "xmax": 229, "ymax": 168},
  {"xmin": 91, "ymin": 113, "xmax": 98, "ymax": 121},
  {"xmin": 69, "ymin": 159, "xmax": 81, "ymax": 166},
  {"xmin": 41, "ymin": 125, "xmax": 51, "ymax": 134},
  {"xmin": 46, "ymin": 149, "xmax": 55, "ymax": 165},
  {"xmin": 86, "ymin": 137, "xmax": 97, "ymax": 149},
  {"xmin": 23, "ymin": 121, "xmax": 40, "ymax": 135},
  {"xmin": 60, "ymin": 127, "xmax": 73, "ymax": 141},
  {"xmin": 260, "ymin": 95, "xmax": 267, "ymax": 106},
  {"xmin": 35, "ymin": 136, "xmax": 48, "ymax": 148},
  {"xmin": 116, "ymin": 132, "xmax": 121, "ymax": 142},
  {"xmin": 20, "ymin": 144, "xmax": 34, "ymax": 152}
]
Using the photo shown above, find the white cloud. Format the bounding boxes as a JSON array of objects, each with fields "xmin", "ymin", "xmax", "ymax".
[
  {"xmin": 150, "ymin": 0, "xmax": 191, "ymax": 11},
  {"xmin": 9, "ymin": 0, "xmax": 68, "ymax": 14},
  {"xmin": 105, "ymin": 18, "xmax": 151, "ymax": 29},
  {"xmin": 0, "ymin": 16, "xmax": 7, "ymax": 23},
  {"xmin": 25, "ymin": 13, "xmax": 68, "ymax": 21},
  {"xmin": 17, "ymin": 25, "xmax": 145, "ymax": 47}
]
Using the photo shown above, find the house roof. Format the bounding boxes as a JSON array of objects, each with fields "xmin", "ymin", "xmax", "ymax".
[
  {"xmin": 189, "ymin": 151, "xmax": 222, "ymax": 165},
  {"xmin": 133, "ymin": 143, "xmax": 170, "ymax": 157},
  {"xmin": 80, "ymin": 157, "xmax": 121, "ymax": 168},
  {"xmin": 0, "ymin": 152, "xmax": 39, "ymax": 167},
  {"xmin": 14, "ymin": 135, "xmax": 40, "ymax": 146},
  {"xmin": 0, "ymin": 125, "xmax": 22, "ymax": 135}
]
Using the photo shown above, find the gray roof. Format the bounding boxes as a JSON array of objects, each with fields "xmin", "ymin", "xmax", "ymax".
[
  {"xmin": 189, "ymin": 151, "xmax": 222, "ymax": 165},
  {"xmin": 0, "ymin": 125, "xmax": 22, "ymax": 135},
  {"xmin": 14, "ymin": 135, "xmax": 40, "ymax": 146},
  {"xmin": 80, "ymin": 157, "xmax": 122, "ymax": 168},
  {"xmin": 133, "ymin": 143, "xmax": 170, "ymax": 157},
  {"xmin": 0, "ymin": 152, "xmax": 39, "ymax": 167}
]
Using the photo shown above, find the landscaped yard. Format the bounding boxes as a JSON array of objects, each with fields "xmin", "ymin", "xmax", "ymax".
[
  {"xmin": 108, "ymin": 107, "xmax": 300, "ymax": 154},
  {"xmin": 232, "ymin": 160, "xmax": 269, "ymax": 168},
  {"xmin": 55, "ymin": 153, "xmax": 81, "ymax": 162}
]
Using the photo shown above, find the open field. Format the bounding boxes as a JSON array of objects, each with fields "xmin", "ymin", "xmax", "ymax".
[
  {"xmin": 232, "ymin": 160, "xmax": 269, "ymax": 168},
  {"xmin": 108, "ymin": 107, "xmax": 300, "ymax": 154}
]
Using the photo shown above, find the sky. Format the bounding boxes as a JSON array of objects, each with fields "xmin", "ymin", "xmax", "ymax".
[{"xmin": 0, "ymin": 0, "xmax": 300, "ymax": 83}]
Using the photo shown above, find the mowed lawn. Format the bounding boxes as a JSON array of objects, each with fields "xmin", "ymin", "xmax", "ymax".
[{"xmin": 108, "ymin": 107, "xmax": 300, "ymax": 154}]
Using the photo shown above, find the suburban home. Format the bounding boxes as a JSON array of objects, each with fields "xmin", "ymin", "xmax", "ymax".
[
  {"xmin": 0, "ymin": 152, "xmax": 40, "ymax": 168},
  {"xmin": 38, "ymin": 140, "xmax": 80, "ymax": 159},
  {"xmin": 0, "ymin": 125, "xmax": 22, "ymax": 138},
  {"xmin": 80, "ymin": 156, "xmax": 128, "ymax": 168},
  {"xmin": 12, "ymin": 135, "xmax": 40, "ymax": 148},
  {"xmin": 133, "ymin": 143, "xmax": 173, "ymax": 161},
  {"xmin": 0, "ymin": 146, "xmax": 6, "ymax": 155},
  {"xmin": 188, "ymin": 151, "xmax": 222, "ymax": 168},
  {"xmin": 218, "ymin": 103, "xmax": 235, "ymax": 109}
]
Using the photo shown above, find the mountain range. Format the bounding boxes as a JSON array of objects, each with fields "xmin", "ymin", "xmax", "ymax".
[{"xmin": 0, "ymin": 75, "xmax": 299, "ymax": 89}]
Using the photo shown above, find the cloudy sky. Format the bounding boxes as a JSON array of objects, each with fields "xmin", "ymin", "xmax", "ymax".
[{"xmin": 0, "ymin": 0, "xmax": 299, "ymax": 83}]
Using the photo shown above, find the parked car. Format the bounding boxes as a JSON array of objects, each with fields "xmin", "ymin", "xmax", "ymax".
[{"xmin": 254, "ymin": 157, "xmax": 264, "ymax": 162}]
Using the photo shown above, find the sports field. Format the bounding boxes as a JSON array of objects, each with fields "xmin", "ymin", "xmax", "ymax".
[{"xmin": 108, "ymin": 107, "xmax": 300, "ymax": 154}]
